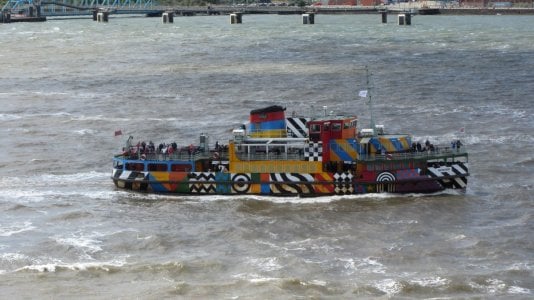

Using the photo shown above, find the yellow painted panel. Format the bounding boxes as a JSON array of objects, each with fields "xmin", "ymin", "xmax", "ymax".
[{"xmin": 229, "ymin": 161, "xmax": 322, "ymax": 174}]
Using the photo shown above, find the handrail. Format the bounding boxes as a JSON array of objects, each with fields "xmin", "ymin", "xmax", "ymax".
[{"xmin": 359, "ymin": 147, "xmax": 468, "ymax": 162}]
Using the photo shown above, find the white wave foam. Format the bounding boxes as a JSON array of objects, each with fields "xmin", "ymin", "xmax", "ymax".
[
  {"xmin": 410, "ymin": 276, "xmax": 450, "ymax": 288},
  {"xmin": 53, "ymin": 232, "xmax": 104, "ymax": 259},
  {"xmin": 74, "ymin": 128, "xmax": 98, "ymax": 135},
  {"xmin": 1, "ymin": 252, "xmax": 30, "ymax": 263},
  {"xmin": 469, "ymin": 278, "xmax": 508, "ymax": 294},
  {"xmin": 338, "ymin": 257, "xmax": 386, "ymax": 275},
  {"xmin": 15, "ymin": 259, "xmax": 127, "ymax": 273},
  {"xmin": 373, "ymin": 278, "xmax": 403, "ymax": 296},
  {"xmin": 246, "ymin": 257, "xmax": 283, "ymax": 272},
  {"xmin": 232, "ymin": 272, "xmax": 280, "ymax": 283},
  {"xmin": 0, "ymin": 113, "xmax": 22, "ymax": 121},
  {"xmin": 508, "ymin": 286, "xmax": 531, "ymax": 295},
  {"xmin": 0, "ymin": 221, "xmax": 36, "ymax": 237}
]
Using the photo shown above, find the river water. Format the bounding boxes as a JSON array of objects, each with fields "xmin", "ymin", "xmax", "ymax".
[{"xmin": 0, "ymin": 14, "xmax": 533, "ymax": 298}]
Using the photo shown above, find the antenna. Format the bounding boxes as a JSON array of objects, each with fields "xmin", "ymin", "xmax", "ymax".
[
  {"xmin": 361, "ymin": 66, "xmax": 375, "ymax": 133},
  {"xmin": 365, "ymin": 66, "xmax": 375, "ymax": 131}
]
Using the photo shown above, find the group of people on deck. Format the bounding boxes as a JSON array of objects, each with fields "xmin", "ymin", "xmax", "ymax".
[
  {"xmin": 123, "ymin": 136, "xmax": 199, "ymax": 159},
  {"xmin": 409, "ymin": 139, "xmax": 463, "ymax": 153},
  {"xmin": 411, "ymin": 140, "xmax": 435, "ymax": 153}
]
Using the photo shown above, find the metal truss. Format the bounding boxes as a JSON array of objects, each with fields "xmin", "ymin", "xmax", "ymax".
[{"xmin": 2, "ymin": 0, "xmax": 156, "ymax": 13}]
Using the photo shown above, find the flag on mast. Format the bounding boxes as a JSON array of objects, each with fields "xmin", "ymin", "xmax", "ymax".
[{"xmin": 358, "ymin": 90, "xmax": 368, "ymax": 98}]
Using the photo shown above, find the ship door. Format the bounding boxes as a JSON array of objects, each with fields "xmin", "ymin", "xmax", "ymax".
[
  {"xmin": 360, "ymin": 138, "xmax": 371, "ymax": 159},
  {"xmin": 321, "ymin": 122, "xmax": 331, "ymax": 141}
]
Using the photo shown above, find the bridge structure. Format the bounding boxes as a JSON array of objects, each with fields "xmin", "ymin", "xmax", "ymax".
[{"xmin": 2, "ymin": 0, "xmax": 161, "ymax": 17}]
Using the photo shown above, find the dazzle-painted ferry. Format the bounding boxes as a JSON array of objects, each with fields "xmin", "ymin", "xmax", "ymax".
[{"xmin": 112, "ymin": 104, "xmax": 469, "ymax": 196}]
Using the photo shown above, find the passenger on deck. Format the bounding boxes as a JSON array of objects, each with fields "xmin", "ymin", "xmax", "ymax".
[
  {"xmin": 456, "ymin": 140, "xmax": 462, "ymax": 152},
  {"xmin": 148, "ymin": 141, "xmax": 155, "ymax": 153}
]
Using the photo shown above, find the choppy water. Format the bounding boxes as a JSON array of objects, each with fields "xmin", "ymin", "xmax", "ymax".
[{"xmin": 0, "ymin": 14, "xmax": 533, "ymax": 298}]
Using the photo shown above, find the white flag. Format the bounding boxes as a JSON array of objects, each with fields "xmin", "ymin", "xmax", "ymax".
[{"xmin": 358, "ymin": 90, "xmax": 368, "ymax": 98}]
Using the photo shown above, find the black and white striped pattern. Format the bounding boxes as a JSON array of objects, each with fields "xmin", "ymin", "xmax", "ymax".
[
  {"xmin": 427, "ymin": 162, "xmax": 469, "ymax": 189},
  {"xmin": 189, "ymin": 172, "xmax": 217, "ymax": 194},
  {"xmin": 270, "ymin": 173, "xmax": 314, "ymax": 195},
  {"xmin": 112, "ymin": 169, "xmax": 149, "ymax": 191},
  {"xmin": 304, "ymin": 141, "xmax": 323, "ymax": 161},
  {"xmin": 286, "ymin": 117, "xmax": 309, "ymax": 138}
]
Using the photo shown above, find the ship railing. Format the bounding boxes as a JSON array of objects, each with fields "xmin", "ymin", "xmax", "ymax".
[
  {"xmin": 360, "ymin": 146, "xmax": 468, "ymax": 162},
  {"xmin": 120, "ymin": 151, "xmax": 229, "ymax": 162},
  {"xmin": 235, "ymin": 151, "xmax": 304, "ymax": 161}
]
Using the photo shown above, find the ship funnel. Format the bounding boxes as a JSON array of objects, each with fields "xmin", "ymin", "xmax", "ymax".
[{"xmin": 249, "ymin": 105, "xmax": 287, "ymax": 138}]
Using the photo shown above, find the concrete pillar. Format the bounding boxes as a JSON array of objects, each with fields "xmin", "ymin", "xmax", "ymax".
[
  {"xmin": 302, "ymin": 12, "xmax": 314, "ymax": 24},
  {"xmin": 97, "ymin": 12, "xmax": 109, "ymax": 23},
  {"xmin": 398, "ymin": 14, "xmax": 405, "ymax": 25},
  {"xmin": 162, "ymin": 12, "xmax": 174, "ymax": 23},
  {"xmin": 405, "ymin": 13, "xmax": 411, "ymax": 25},
  {"xmin": 230, "ymin": 13, "xmax": 242, "ymax": 24},
  {"xmin": 381, "ymin": 11, "xmax": 387, "ymax": 23}
]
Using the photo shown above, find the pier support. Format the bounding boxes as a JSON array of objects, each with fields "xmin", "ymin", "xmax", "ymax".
[
  {"xmin": 97, "ymin": 11, "xmax": 109, "ymax": 22},
  {"xmin": 302, "ymin": 12, "xmax": 314, "ymax": 24},
  {"xmin": 405, "ymin": 13, "xmax": 411, "ymax": 25},
  {"xmin": 230, "ymin": 12, "xmax": 242, "ymax": 24},
  {"xmin": 162, "ymin": 11, "xmax": 174, "ymax": 23},
  {"xmin": 398, "ymin": 13, "xmax": 411, "ymax": 25},
  {"xmin": 1, "ymin": 11, "xmax": 11, "ymax": 23},
  {"xmin": 381, "ymin": 11, "xmax": 387, "ymax": 23}
]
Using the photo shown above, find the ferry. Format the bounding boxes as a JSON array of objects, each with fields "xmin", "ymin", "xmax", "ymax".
[{"xmin": 112, "ymin": 102, "xmax": 469, "ymax": 196}]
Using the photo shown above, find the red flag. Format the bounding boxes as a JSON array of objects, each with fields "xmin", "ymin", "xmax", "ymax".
[
  {"xmin": 114, "ymin": 130, "xmax": 122, "ymax": 136},
  {"xmin": 459, "ymin": 127, "xmax": 465, "ymax": 133}
]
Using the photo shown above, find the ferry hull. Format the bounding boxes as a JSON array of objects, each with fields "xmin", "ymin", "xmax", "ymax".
[{"xmin": 111, "ymin": 164, "xmax": 468, "ymax": 196}]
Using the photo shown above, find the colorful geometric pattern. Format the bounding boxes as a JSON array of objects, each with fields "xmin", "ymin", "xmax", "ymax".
[
  {"xmin": 269, "ymin": 173, "xmax": 314, "ymax": 195},
  {"xmin": 286, "ymin": 117, "xmax": 309, "ymax": 138},
  {"xmin": 313, "ymin": 173, "xmax": 335, "ymax": 194},
  {"xmin": 367, "ymin": 135, "xmax": 412, "ymax": 153},
  {"xmin": 427, "ymin": 162, "xmax": 468, "ymax": 189},
  {"xmin": 329, "ymin": 139, "xmax": 359, "ymax": 161},
  {"xmin": 112, "ymin": 164, "xmax": 466, "ymax": 195},
  {"xmin": 231, "ymin": 173, "xmax": 251, "ymax": 194},
  {"xmin": 334, "ymin": 172, "xmax": 353, "ymax": 194},
  {"xmin": 112, "ymin": 169, "xmax": 148, "ymax": 191},
  {"xmin": 250, "ymin": 105, "xmax": 287, "ymax": 138},
  {"xmin": 189, "ymin": 172, "xmax": 217, "ymax": 194},
  {"xmin": 305, "ymin": 141, "xmax": 322, "ymax": 161},
  {"xmin": 396, "ymin": 168, "xmax": 421, "ymax": 180}
]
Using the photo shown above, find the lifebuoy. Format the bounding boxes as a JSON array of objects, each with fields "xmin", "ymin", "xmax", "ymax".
[{"xmin": 212, "ymin": 152, "xmax": 220, "ymax": 160}]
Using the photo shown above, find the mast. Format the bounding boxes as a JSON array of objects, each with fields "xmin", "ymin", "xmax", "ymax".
[{"xmin": 365, "ymin": 67, "xmax": 375, "ymax": 132}]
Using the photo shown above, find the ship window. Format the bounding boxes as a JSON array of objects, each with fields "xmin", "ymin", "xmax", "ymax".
[
  {"xmin": 148, "ymin": 163, "xmax": 168, "ymax": 172},
  {"xmin": 323, "ymin": 123, "xmax": 330, "ymax": 131},
  {"xmin": 114, "ymin": 161, "xmax": 124, "ymax": 170},
  {"xmin": 332, "ymin": 123, "xmax": 342, "ymax": 131},
  {"xmin": 310, "ymin": 124, "xmax": 321, "ymax": 133},
  {"xmin": 171, "ymin": 164, "xmax": 191, "ymax": 172},
  {"xmin": 126, "ymin": 163, "xmax": 144, "ymax": 171}
]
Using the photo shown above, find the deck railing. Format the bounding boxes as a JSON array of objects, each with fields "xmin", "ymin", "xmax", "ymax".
[{"xmin": 118, "ymin": 145, "xmax": 467, "ymax": 163}]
